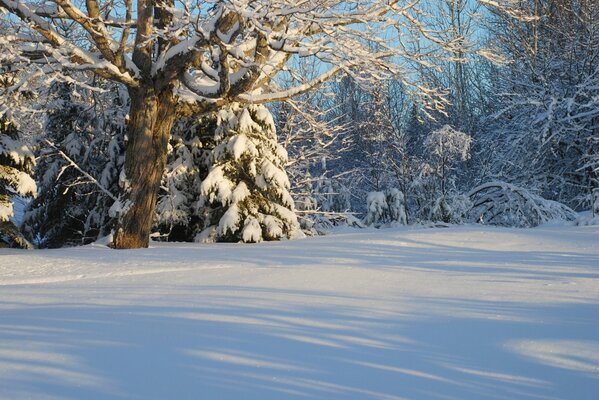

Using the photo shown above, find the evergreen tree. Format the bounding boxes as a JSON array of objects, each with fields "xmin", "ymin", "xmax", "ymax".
[
  {"xmin": 197, "ymin": 103, "xmax": 302, "ymax": 243},
  {"xmin": 23, "ymin": 83, "xmax": 125, "ymax": 247},
  {"xmin": 154, "ymin": 117, "xmax": 211, "ymax": 241},
  {"xmin": 0, "ymin": 80, "xmax": 36, "ymax": 248}
]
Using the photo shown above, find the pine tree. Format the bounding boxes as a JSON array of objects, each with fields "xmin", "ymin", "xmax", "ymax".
[
  {"xmin": 23, "ymin": 83, "xmax": 124, "ymax": 247},
  {"xmin": 0, "ymin": 83, "xmax": 36, "ymax": 248},
  {"xmin": 154, "ymin": 117, "xmax": 211, "ymax": 241},
  {"xmin": 197, "ymin": 103, "xmax": 302, "ymax": 243}
]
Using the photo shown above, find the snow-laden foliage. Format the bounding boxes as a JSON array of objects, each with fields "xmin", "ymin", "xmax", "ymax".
[
  {"xmin": 154, "ymin": 117, "xmax": 211, "ymax": 241},
  {"xmin": 408, "ymin": 125, "xmax": 472, "ymax": 223},
  {"xmin": 364, "ymin": 188, "xmax": 407, "ymax": 227},
  {"xmin": 387, "ymin": 189, "xmax": 408, "ymax": 225},
  {"xmin": 0, "ymin": 77, "xmax": 36, "ymax": 248},
  {"xmin": 197, "ymin": 103, "xmax": 302, "ymax": 243},
  {"xmin": 485, "ymin": 0, "xmax": 599, "ymax": 210},
  {"xmin": 23, "ymin": 83, "xmax": 125, "ymax": 248},
  {"xmin": 364, "ymin": 192, "xmax": 387, "ymax": 227},
  {"xmin": 468, "ymin": 181, "xmax": 578, "ymax": 228},
  {"xmin": 425, "ymin": 125, "xmax": 472, "ymax": 166},
  {"xmin": 426, "ymin": 194, "xmax": 473, "ymax": 225}
]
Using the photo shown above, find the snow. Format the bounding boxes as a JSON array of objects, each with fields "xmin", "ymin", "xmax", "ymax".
[
  {"xmin": 217, "ymin": 203, "xmax": 241, "ymax": 236},
  {"xmin": 258, "ymin": 159, "xmax": 291, "ymax": 189},
  {"xmin": 0, "ymin": 135, "xmax": 34, "ymax": 166},
  {"xmin": 241, "ymin": 216, "xmax": 262, "ymax": 243},
  {"xmin": 227, "ymin": 133, "xmax": 250, "ymax": 160},
  {"xmin": 200, "ymin": 166, "xmax": 234, "ymax": 205},
  {"xmin": 0, "ymin": 201, "xmax": 12, "ymax": 221},
  {"xmin": 365, "ymin": 191, "xmax": 387, "ymax": 225},
  {"xmin": 1, "ymin": 225, "xmax": 598, "ymax": 399},
  {"xmin": 230, "ymin": 182, "xmax": 250, "ymax": 204}
]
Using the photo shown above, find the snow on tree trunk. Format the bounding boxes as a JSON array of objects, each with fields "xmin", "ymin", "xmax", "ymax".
[{"xmin": 197, "ymin": 103, "xmax": 302, "ymax": 243}]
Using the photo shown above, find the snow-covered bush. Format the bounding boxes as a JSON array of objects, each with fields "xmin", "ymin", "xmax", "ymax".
[
  {"xmin": 0, "ymin": 96, "xmax": 36, "ymax": 249},
  {"xmin": 429, "ymin": 196, "xmax": 451, "ymax": 224},
  {"xmin": 364, "ymin": 191, "xmax": 387, "ymax": 226},
  {"xmin": 364, "ymin": 188, "xmax": 407, "ymax": 227},
  {"xmin": 468, "ymin": 181, "xmax": 578, "ymax": 227},
  {"xmin": 387, "ymin": 188, "xmax": 407, "ymax": 225},
  {"xmin": 197, "ymin": 103, "xmax": 302, "ymax": 243},
  {"xmin": 429, "ymin": 194, "xmax": 473, "ymax": 224}
]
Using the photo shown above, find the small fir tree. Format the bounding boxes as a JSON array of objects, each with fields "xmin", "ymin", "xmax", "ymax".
[{"xmin": 197, "ymin": 103, "xmax": 302, "ymax": 243}]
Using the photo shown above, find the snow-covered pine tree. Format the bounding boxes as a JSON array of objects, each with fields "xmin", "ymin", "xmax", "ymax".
[
  {"xmin": 154, "ymin": 117, "xmax": 211, "ymax": 241},
  {"xmin": 386, "ymin": 188, "xmax": 407, "ymax": 225},
  {"xmin": 0, "ymin": 83, "xmax": 36, "ymax": 248},
  {"xmin": 23, "ymin": 83, "xmax": 95, "ymax": 247},
  {"xmin": 197, "ymin": 103, "xmax": 302, "ymax": 243},
  {"xmin": 364, "ymin": 191, "xmax": 388, "ymax": 226},
  {"xmin": 23, "ymin": 83, "xmax": 124, "ymax": 247},
  {"xmin": 364, "ymin": 188, "xmax": 407, "ymax": 227}
]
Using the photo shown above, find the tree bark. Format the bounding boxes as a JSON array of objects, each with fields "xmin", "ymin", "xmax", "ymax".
[{"xmin": 112, "ymin": 85, "xmax": 176, "ymax": 249}]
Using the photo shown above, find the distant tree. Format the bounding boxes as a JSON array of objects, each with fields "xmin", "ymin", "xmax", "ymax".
[
  {"xmin": 411, "ymin": 125, "xmax": 472, "ymax": 223},
  {"xmin": 485, "ymin": 0, "xmax": 599, "ymax": 210}
]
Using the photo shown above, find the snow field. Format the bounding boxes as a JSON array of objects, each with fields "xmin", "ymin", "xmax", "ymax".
[{"xmin": 1, "ymin": 225, "xmax": 598, "ymax": 399}]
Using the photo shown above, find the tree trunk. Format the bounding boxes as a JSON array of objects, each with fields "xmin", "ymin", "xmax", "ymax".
[{"xmin": 112, "ymin": 85, "xmax": 176, "ymax": 249}]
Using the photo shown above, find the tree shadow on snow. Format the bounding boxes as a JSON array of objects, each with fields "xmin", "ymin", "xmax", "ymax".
[{"xmin": 0, "ymin": 286, "xmax": 598, "ymax": 400}]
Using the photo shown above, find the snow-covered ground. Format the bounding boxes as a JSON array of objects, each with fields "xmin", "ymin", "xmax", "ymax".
[{"xmin": 1, "ymin": 225, "xmax": 598, "ymax": 400}]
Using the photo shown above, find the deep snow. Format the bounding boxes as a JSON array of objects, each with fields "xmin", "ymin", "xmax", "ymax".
[{"xmin": 1, "ymin": 225, "xmax": 598, "ymax": 399}]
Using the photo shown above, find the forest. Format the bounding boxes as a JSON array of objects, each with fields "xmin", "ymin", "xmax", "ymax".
[{"xmin": 1, "ymin": 0, "xmax": 598, "ymax": 249}]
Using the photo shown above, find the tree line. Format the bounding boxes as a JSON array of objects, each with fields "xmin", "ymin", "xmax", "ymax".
[{"xmin": 1, "ymin": 0, "xmax": 597, "ymax": 249}]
